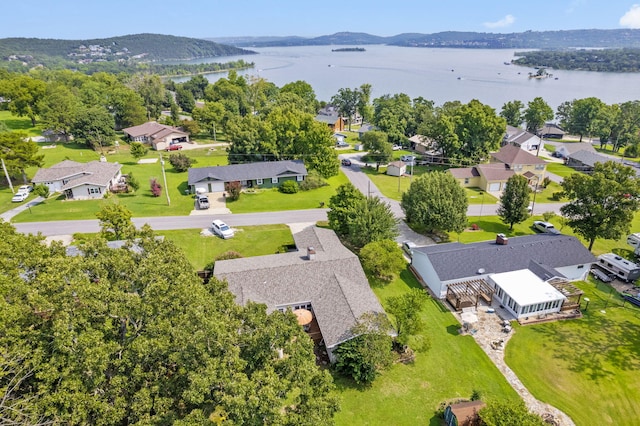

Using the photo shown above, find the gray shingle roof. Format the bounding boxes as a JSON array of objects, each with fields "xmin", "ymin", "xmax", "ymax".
[
  {"xmin": 214, "ymin": 226, "xmax": 386, "ymax": 349},
  {"xmin": 122, "ymin": 121, "xmax": 187, "ymax": 138},
  {"xmin": 491, "ymin": 144, "xmax": 546, "ymax": 166},
  {"xmin": 188, "ymin": 160, "xmax": 307, "ymax": 185},
  {"xmin": 32, "ymin": 160, "xmax": 121, "ymax": 189},
  {"xmin": 449, "ymin": 167, "xmax": 480, "ymax": 179},
  {"xmin": 413, "ymin": 234, "xmax": 596, "ymax": 282},
  {"xmin": 568, "ymin": 149, "xmax": 610, "ymax": 167}
]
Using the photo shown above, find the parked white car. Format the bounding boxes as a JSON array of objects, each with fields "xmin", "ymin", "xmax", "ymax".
[
  {"xmin": 400, "ymin": 155, "xmax": 416, "ymax": 165},
  {"xmin": 16, "ymin": 185, "xmax": 33, "ymax": 194},
  {"xmin": 212, "ymin": 219, "xmax": 234, "ymax": 239},
  {"xmin": 533, "ymin": 220, "xmax": 560, "ymax": 235},
  {"xmin": 11, "ymin": 192, "xmax": 28, "ymax": 202}
]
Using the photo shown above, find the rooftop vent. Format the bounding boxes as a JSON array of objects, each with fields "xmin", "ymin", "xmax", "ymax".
[
  {"xmin": 496, "ymin": 233, "xmax": 508, "ymax": 245},
  {"xmin": 307, "ymin": 247, "xmax": 316, "ymax": 261},
  {"xmin": 477, "ymin": 268, "xmax": 486, "ymax": 274}
]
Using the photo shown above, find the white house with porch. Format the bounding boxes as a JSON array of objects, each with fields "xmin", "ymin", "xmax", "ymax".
[{"xmin": 32, "ymin": 160, "xmax": 122, "ymax": 200}]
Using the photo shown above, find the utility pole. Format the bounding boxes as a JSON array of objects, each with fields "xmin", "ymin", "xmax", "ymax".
[
  {"xmin": 159, "ymin": 153, "xmax": 170, "ymax": 206},
  {"xmin": 1, "ymin": 158, "xmax": 14, "ymax": 194}
]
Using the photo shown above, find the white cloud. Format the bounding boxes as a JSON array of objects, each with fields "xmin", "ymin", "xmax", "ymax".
[
  {"xmin": 620, "ymin": 4, "xmax": 640, "ymax": 28},
  {"xmin": 483, "ymin": 15, "xmax": 515, "ymax": 29}
]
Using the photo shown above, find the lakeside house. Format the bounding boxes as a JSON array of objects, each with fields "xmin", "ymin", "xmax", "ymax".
[{"xmin": 122, "ymin": 121, "xmax": 189, "ymax": 151}]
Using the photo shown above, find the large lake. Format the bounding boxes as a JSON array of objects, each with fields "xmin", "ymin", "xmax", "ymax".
[{"xmin": 175, "ymin": 45, "xmax": 640, "ymax": 110}]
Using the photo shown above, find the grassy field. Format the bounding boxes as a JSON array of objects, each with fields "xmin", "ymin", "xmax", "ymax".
[
  {"xmin": 505, "ymin": 278, "xmax": 640, "ymax": 426},
  {"xmin": 226, "ymin": 172, "xmax": 350, "ymax": 213},
  {"xmin": 360, "ymin": 165, "xmax": 449, "ymax": 202},
  {"xmin": 0, "ymin": 110, "xmax": 44, "ymax": 137},
  {"xmin": 546, "ymin": 162, "xmax": 577, "ymax": 178},
  {"xmin": 334, "ymin": 269, "xmax": 518, "ymax": 426},
  {"xmin": 160, "ymin": 225, "xmax": 295, "ymax": 270}
]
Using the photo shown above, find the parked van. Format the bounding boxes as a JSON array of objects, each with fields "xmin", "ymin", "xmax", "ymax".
[{"xmin": 596, "ymin": 253, "xmax": 640, "ymax": 283}]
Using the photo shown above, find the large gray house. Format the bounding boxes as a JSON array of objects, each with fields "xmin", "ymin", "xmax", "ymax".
[
  {"xmin": 187, "ymin": 160, "xmax": 307, "ymax": 193},
  {"xmin": 214, "ymin": 226, "xmax": 388, "ymax": 362},
  {"xmin": 411, "ymin": 234, "xmax": 596, "ymax": 319},
  {"xmin": 31, "ymin": 160, "xmax": 122, "ymax": 200}
]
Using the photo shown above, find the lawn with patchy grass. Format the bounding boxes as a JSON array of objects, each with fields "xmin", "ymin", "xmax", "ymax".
[
  {"xmin": 334, "ymin": 269, "xmax": 518, "ymax": 425},
  {"xmin": 505, "ymin": 278, "xmax": 640, "ymax": 426},
  {"xmin": 160, "ymin": 225, "xmax": 295, "ymax": 270}
]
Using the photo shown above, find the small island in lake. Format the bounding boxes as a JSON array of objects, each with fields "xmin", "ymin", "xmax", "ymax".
[{"xmin": 331, "ymin": 47, "xmax": 366, "ymax": 52}]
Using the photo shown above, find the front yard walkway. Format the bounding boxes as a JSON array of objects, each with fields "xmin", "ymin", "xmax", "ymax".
[{"xmin": 458, "ymin": 305, "xmax": 576, "ymax": 426}]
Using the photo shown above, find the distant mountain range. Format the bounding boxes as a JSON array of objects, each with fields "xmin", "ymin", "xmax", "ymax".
[
  {"xmin": 210, "ymin": 29, "xmax": 640, "ymax": 49},
  {"xmin": 0, "ymin": 33, "xmax": 254, "ymax": 63}
]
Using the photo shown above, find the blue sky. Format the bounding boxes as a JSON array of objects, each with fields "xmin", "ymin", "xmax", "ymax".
[{"xmin": 3, "ymin": 1, "xmax": 640, "ymax": 39}]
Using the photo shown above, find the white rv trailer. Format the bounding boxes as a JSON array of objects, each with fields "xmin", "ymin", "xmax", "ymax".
[{"xmin": 596, "ymin": 253, "xmax": 640, "ymax": 283}]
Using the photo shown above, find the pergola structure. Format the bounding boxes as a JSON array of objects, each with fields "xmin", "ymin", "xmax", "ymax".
[
  {"xmin": 547, "ymin": 277, "xmax": 584, "ymax": 311},
  {"xmin": 446, "ymin": 278, "xmax": 495, "ymax": 311}
]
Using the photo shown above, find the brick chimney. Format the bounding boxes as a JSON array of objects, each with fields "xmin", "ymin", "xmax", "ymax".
[
  {"xmin": 307, "ymin": 247, "xmax": 316, "ymax": 260},
  {"xmin": 496, "ymin": 233, "xmax": 508, "ymax": 245}
]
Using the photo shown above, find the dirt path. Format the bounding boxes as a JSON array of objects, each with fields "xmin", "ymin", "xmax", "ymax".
[{"xmin": 462, "ymin": 307, "xmax": 576, "ymax": 426}]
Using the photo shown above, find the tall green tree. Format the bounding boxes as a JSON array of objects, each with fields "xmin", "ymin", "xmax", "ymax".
[
  {"xmin": 497, "ymin": 175, "xmax": 532, "ymax": 229},
  {"xmin": 328, "ymin": 183, "xmax": 366, "ymax": 236},
  {"xmin": 128, "ymin": 74, "xmax": 166, "ymax": 120},
  {"xmin": 361, "ymin": 130, "xmax": 392, "ymax": 170},
  {"xmin": 0, "ymin": 131, "xmax": 44, "ymax": 183},
  {"xmin": 71, "ymin": 106, "xmax": 116, "ymax": 150},
  {"xmin": 359, "ymin": 239, "xmax": 406, "ymax": 282},
  {"xmin": 280, "ymin": 80, "xmax": 318, "ymax": 113},
  {"xmin": 331, "ymin": 87, "xmax": 359, "ymax": 131},
  {"xmin": 401, "ymin": 171, "xmax": 468, "ymax": 234},
  {"xmin": 0, "ymin": 74, "xmax": 46, "ymax": 126},
  {"xmin": 372, "ymin": 93, "xmax": 413, "ymax": 145},
  {"xmin": 500, "ymin": 100, "xmax": 525, "ymax": 127},
  {"xmin": 0, "ymin": 223, "xmax": 339, "ymax": 425},
  {"xmin": 524, "ymin": 97, "xmax": 554, "ymax": 134},
  {"xmin": 556, "ymin": 97, "xmax": 606, "ymax": 142},
  {"xmin": 95, "ymin": 203, "xmax": 137, "ymax": 240},
  {"xmin": 386, "ymin": 288, "xmax": 429, "ymax": 346},
  {"xmin": 561, "ymin": 161, "xmax": 640, "ymax": 250},
  {"xmin": 39, "ymin": 82, "xmax": 81, "ymax": 141},
  {"xmin": 346, "ymin": 196, "xmax": 399, "ymax": 249}
]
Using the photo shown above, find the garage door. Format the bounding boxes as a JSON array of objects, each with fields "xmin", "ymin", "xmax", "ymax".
[
  {"xmin": 489, "ymin": 183, "xmax": 501, "ymax": 192},
  {"xmin": 209, "ymin": 182, "xmax": 225, "ymax": 192}
]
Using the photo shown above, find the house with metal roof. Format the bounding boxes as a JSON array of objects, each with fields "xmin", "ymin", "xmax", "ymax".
[
  {"xmin": 410, "ymin": 233, "xmax": 595, "ymax": 302},
  {"xmin": 214, "ymin": 226, "xmax": 389, "ymax": 362},
  {"xmin": 32, "ymin": 160, "xmax": 122, "ymax": 200},
  {"xmin": 122, "ymin": 121, "xmax": 189, "ymax": 151},
  {"xmin": 448, "ymin": 145, "xmax": 547, "ymax": 193},
  {"xmin": 187, "ymin": 160, "xmax": 308, "ymax": 193}
]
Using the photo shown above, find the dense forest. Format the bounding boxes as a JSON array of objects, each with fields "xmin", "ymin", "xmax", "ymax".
[
  {"xmin": 0, "ymin": 33, "xmax": 255, "ymax": 74},
  {"xmin": 513, "ymin": 48, "xmax": 640, "ymax": 72}
]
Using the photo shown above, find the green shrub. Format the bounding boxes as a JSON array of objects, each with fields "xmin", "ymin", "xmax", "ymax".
[
  {"xmin": 204, "ymin": 250, "xmax": 244, "ymax": 271},
  {"xmin": 541, "ymin": 177, "xmax": 551, "ymax": 188},
  {"xmin": 551, "ymin": 191, "xmax": 564, "ymax": 201},
  {"xmin": 279, "ymin": 180, "xmax": 299, "ymax": 194},
  {"xmin": 32, "ymin": 183, "xmax": 50, "ymax": 198},
  {"xmin": 168, "ymin": 152, "xmax": 196, "ymax": 172},
  {"xmin": 299, "ymin": 170, "xmax": 328, "ymax": 191}
]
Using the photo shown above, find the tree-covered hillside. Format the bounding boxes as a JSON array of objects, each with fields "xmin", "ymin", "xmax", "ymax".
[{"xmin": 513, "ymin": 48, "xmax": 640, "ymax": 72}]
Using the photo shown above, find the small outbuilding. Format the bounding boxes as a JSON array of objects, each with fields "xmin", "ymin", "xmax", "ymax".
[
  {"xmin": 444, "ymin": 401, "xmax": 486, "ymax": 426},
  {"xmin": 386, "ymin": 161, "xmax": 406, "ymax": 176}
]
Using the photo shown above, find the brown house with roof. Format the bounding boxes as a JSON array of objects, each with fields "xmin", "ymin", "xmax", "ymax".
[
  {"xmin": 122, "ymin": 121, "xmax": 189, "ymax": 151},
  {"xmin": 448, "ymin": 144, "xmax": 547, "ymax": 192}
]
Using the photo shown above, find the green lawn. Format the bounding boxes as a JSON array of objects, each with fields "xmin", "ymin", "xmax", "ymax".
[
  {"xmin": 360, "ymin": 165, "xmax": 447, "ymax": 201},
  {"xmin": 465, "ymin": 187, "xmax": 499, "ymax": 205},
  {"xmin": 226, "ymin": 172, "xmax": 350, "ymax": 213},
  {"xmin": 160, "ymin": 225, "xmax": 295, "ymax": 270},
  {"xmin": 9, "ymin": 142, "xmax": 345, "ymax": 221},
  {"xmin": 546, "ymin": 162, "xmax": 576, "ymax": 179},
  {"xmin": 334, "ymin": 269, "xmax": 518, "ymax": 425},
  {"xmin": 0, "ymin": 110, "xmax": 44, "ymax": 137},
  {"xmin": 505, "ymin": 278, "xmax": 640, "ymax": 426}
]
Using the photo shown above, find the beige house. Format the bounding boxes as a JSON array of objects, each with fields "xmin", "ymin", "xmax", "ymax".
[
  {"xmin": 386, "ymin": 161, "xmax": 407, "ymax": 176},
  {"xmin": 122, "ymin": 121, "xmax": 189, "ymax": 151},
  {"xmin": 448, "ymin": 144, "xmax": 547, "ymax": 192}
]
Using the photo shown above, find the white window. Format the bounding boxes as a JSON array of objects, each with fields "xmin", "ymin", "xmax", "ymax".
[
  {"xmin": 257, "ymin": 178, "xmax": 263, "ymax": 185},
  {"xmin": 513, "ymin": 165, "xmax": 523, "ymax": 171},
  {"xmin": 535, "ymin": 164, "xmax": 545, "ymax": 170},
  {"xmin": 296, "ymin": 175, "xmax": 303, "ymax": 182},
  {"xmin": 272, "ymin": 177, "xmax": 278, "ymax": 184}
]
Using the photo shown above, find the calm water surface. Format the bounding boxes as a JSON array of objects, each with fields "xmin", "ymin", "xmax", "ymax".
[{"xmin": 176, "ymin": 45, "xmax": 640, "ymax": 110}]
